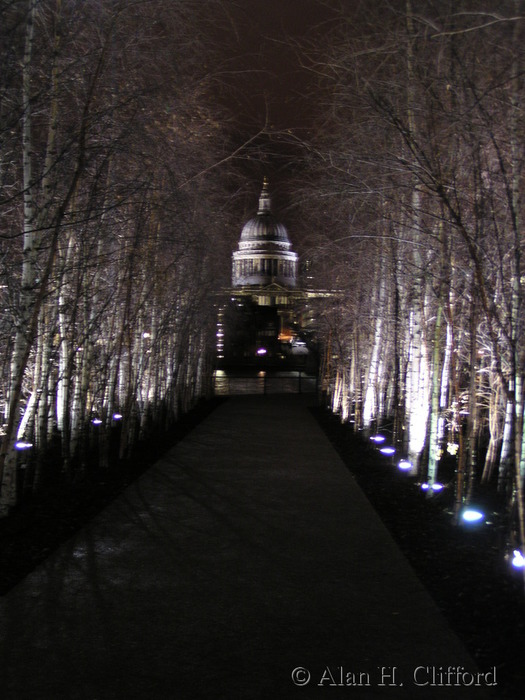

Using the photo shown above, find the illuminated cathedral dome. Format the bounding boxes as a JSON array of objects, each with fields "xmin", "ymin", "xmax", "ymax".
[{"xmin": 232, "ymin": 178, "xmax": 298, "ymax": 288}]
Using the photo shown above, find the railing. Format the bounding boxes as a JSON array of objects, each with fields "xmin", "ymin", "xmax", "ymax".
[{"xmin": 213, "ymin": 370, "xmax": 318, "ymax": 396}]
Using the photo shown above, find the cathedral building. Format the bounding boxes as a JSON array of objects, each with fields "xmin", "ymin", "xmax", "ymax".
[
  {"xmin": 231, "ymin": 177, "xmax": 298, "ymax": 297},
  {"xmin": 218, "ymin": 178, "xmax": 314, "ymax": 367}
]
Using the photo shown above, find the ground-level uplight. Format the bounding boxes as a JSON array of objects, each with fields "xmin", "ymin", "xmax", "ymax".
[
  {"xmin": 379, "ymin": 446, "xmax": 396, "ymax": 456},
  {"xmin": 511, "ymin": 550, "xmax": 525, "ymax": 569},
  {"xmin": 256, "ymin": 347, "xmax": 267, "ymax": 356},
  {"xmin": 113, "ymin": 413, "xmax": 123, "ymax": 421},
  {"xmin": 91, "ymin": 418, "xmax": 103, "ymax": 426},
  {"xmin": 421, "ymin": 482, "xmax": 444, "ymax": 492},
  {"xmin": 398, "ymin": 459, "xmax": 412, "ymax": 471},
  {"xmin": 461, "ymin": 508, "xmax": 484, "ymax": 523},
  {"xmin": 370, "ymin": 435, "xmax": 386, "ymax": 444},
  {"xmin": 15, "ymin": 441, "xmax": 33, "ymax": 450}
]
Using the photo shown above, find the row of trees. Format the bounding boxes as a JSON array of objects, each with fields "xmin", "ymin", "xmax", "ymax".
[
  {"xmin": 4, "ymin": 0, "xmax": 524, "ymax": 567},
  {"xmin": 301, "ymin": 0, "xmax": 525, "ymax": 560},
  {"xmin": 0, "ymin": 0, "xmax": 236, "ymax": 515}
]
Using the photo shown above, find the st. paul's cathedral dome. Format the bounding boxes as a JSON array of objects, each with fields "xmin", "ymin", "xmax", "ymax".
[{"xmin": 232, "ymin": 178, "xmax": 298, "ymax": 289}]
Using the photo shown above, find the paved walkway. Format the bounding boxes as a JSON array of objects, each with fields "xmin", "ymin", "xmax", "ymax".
[{"xmin": 1, "ymin": 396, "xmax": 493, "ymax": 699}]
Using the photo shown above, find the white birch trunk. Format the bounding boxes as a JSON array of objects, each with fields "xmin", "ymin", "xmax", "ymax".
[
  {"xmin": 0, "ymin": 0, "xmax": 38, "ymax": 514},
  {"xmin": 56, "ymin": 233, "xmax": 76, "ymax": 434},
  {"xmin": 499, "ymin": 396, "xmax": 514, "ymax": 489},
  {"xmin": 439, "ymin": 318, "xmax": 453, "ymax": 439},
  {"xmin": 363, "ymin": 247, "xmax": 388, "ymax": 428},
  {"xmin": 427, "ymin": 304, "xmax": 443, "ymax": 486},
  {"xmin": 363, "ymin": 318, "xmax": 383, "ymax": 428},
  {"xmin": 406, "ymin": 304, "xmax": 430, "ymax": 470}
]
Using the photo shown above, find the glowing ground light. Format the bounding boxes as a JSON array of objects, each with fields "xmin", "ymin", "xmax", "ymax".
[
  {"xmin": 370, "ymin": 435, "xmax": 386, "ymax": 444},
  {"xmin": 421, "ymin": 482, "xmax": 444, "ymax": 491},
  {"xmin": 398, "ymin": 459, "xmax": 412, "ymax": 470},
  {"xmin": 512, "ymin": 550, "xmax": 525, "ymax": 569},
  {"xmin": 15, "ymin": 441, "xmax": 33, "ymax": 450},
  {"xmin": 461, "ymin": 508, "xmax": 484, "ymax": 523},
  {"xmin": 92, "ymin": 418, "xmax": 103, "ymax": 426},
  {"xmin": 256, "ymin": 348, "xmax": 267, "ymax": 356},
  {"xmin": 379, "ymin": 446, "xmax": 396, "ymax": 456},
  {"xmin": 113, "ymin": 413, "xmax": 123, "ymax": 420}
]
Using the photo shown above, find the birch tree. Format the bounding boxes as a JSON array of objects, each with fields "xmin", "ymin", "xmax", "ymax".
[
  {"xmin": 0, "ymin": 0, "xmax": 237, "ymax": 514},
  {"xmin": 301, "ymin": 0, "xmax": 525, "ymax": 571}
]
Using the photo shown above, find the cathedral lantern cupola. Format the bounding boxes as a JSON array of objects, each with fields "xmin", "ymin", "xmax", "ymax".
[{"xmin": 232, "ymin": 178, "xmax": 298, "ymax": 288}]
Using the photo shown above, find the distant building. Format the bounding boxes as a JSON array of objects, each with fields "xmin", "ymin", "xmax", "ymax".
[
  {"xmin": 231, "ymin": 177, "xmax": 298, "ymax": 292},
  {"xmin": 217, "ymin": 179, "xmax": 318, "ymax": 369}
]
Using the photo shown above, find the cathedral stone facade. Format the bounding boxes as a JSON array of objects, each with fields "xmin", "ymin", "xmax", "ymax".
[
  {"xmin": 231, "ymin": 177, "xmax": 298, "ymax": 293},
  {"xmin": 218, "ymin": 179, "xmax": 314, "ymax": 367}
]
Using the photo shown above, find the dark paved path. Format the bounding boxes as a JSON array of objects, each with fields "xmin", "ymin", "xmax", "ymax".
[{"xmin": 0, "ymin": 396, "xmax": 493, "ymax": 699}]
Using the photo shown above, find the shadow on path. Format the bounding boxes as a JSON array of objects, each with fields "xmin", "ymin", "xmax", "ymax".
[{"xmin": 0, "ymin": 396, "xmax": 493, "ymax": 699}]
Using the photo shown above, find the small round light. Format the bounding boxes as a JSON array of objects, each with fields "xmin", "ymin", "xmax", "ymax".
[
  {"xmin": 511, "ymin": 550, "xmax": 525, "ymax": 569},
  {"xmin": 92, "ymin": 418, "xmax": 103, "ymax": 426},
  {"xmin": 370, "ymin": 435, "xmax": 386, "ymax": 444},
  {"xmin": 461, "ymin": 508, "xmax": 484, "ymax": 523},
  {"xmin": 398, "ymin": 459, "xmax": 412, "ymax": 470},
  {"xmin": 421, "ymin": 483, "xmax": 430, "ymax": 490},
  {"xmin": 112, "ymin": 413, "xmax": 123, "ymax": 420},
  {"xmin": 15, "ymin": 441, "xmax": 33, "ymax": 450},
  {"xmin": 432, "ymin": 483, "xmax": 444, "ymax": 492},
  {"xmin": 379, "ymin": 446, "xmax": 396, "ymax": 456},
  {"xmin": 256, "ymin": 348, "xmax": 267, "ymax": 356}
]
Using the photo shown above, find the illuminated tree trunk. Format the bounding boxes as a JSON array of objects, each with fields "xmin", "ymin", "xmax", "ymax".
[
  {"xmin": 363, "ymin": 250, "xmax": 387, "ymax": 428},
  {"xmin": 35, "ymin": 306, "xmax": 53, "ymax": 454},
  {"xmin": 406, "ymin": 301, "xmax": 430, "ymax": 470},
  {"xmin": 0, "ymin": 0, "xmax": 38, "ymax": 514},
  {"xmin": 0, "ymin": 0, "xmax": 102, "ymax": 513},
  {"xmin": 509, "ymin": 1, "xmax": 525, "ymax": 575},
  {"xmin": 427, "ymin": 304, "xmax": 443, "ymax": 486},
  {"xmin": 56, "ymin": 271, "xmax": 72, "ymax": 456},
  {"xmin": 482, "ymin": 374, "xmax": 504, "ymax": 483},
  {"xmin": 465, "ymin": 301, "xmax": 479, "ymax": 502},
  {"xmin": 332, "ymin": 368, "xmax": 344, "ymax": 417},
  {"xmin": 440, "ymin": 317, "xmax": 453, "ymax": 438},
  {"xmin": 404, "ymin": 0, "xmax": 430, "ymax": 472}
]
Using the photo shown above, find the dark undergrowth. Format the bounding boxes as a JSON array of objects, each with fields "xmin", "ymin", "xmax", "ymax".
[
  {"xmin": 311, "ymin": 405, "xmax": 525, "ymax": 700},
  {"xmin": 0, "ymin": 397, "xmax": 224, "ymax": 596}
]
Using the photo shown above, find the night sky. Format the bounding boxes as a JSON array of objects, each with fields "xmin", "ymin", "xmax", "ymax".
[
  {"xmin": 204, "ymin": 0, "xmax": 341, "ymax": 220},
  {"xmin": 212, "ymin": 0, "xmax": 337, "ymax": 130}
]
